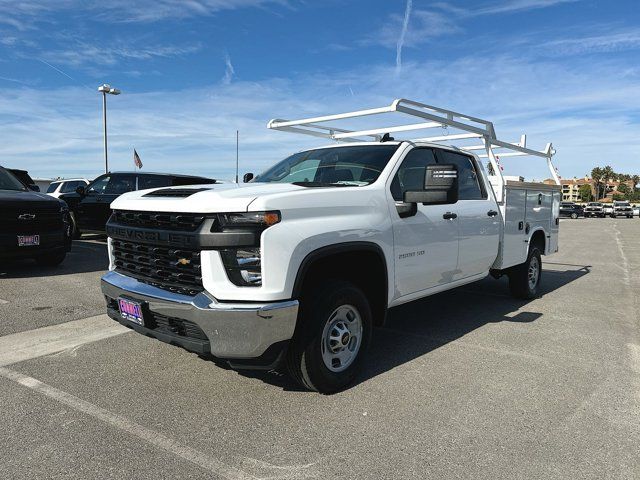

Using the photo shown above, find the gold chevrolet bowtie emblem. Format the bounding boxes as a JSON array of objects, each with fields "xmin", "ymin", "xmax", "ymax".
[{"xmin": 177, "ymin": 258, "xmax": 191, "ymax": 266}]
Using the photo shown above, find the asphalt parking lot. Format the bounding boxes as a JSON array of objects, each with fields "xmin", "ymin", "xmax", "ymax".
[{"xmin": 1, "ymin": 218, "xmax": 639, "ymax": 479}]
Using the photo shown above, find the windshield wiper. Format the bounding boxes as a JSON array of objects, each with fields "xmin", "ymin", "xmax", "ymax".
[{"xmin": 291, "ymin": 181, "xmax": 351, "ymax": 188}]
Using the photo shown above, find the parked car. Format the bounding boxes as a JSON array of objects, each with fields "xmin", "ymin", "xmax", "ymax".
[
  {"xmin": 633, "ymin": 205, "xmax": 639, "ymax": 217},
  {"xmin": 46, "ymin": 178, "xmax": 90, "ymax": 198},
  {"xmin": 559, "ymin": 202, "xmax": 583, "ymax": 219},
  {"xmin": 7, "ymin": 168, "xmax": 40, "ymax": 192},
  {"xmin": 0, "ymin": 166, "xmax": 72, "ymax": 266},
  {"xmin": 583, "ymin": 202, "xmax": 605, "ymax": 218},
  {"xmin": 603, "ymin": 204, "xmax": 614, "ymax": 216},
  {"xmin": 59, "ymin": 172, "xmax": 217, "ymax": 236},
  {"xmin": 100, "ymin": 99, "xmax": 561, "ymax": 393},
  {"xmin": 612, "ymin": 200, "xmax": 633, "ymax": 218}
]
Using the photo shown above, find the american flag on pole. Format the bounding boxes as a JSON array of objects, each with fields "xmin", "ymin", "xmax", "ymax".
[{"xmin": 133, "ymin": 149, "xmax": 143, "ymax": 169}]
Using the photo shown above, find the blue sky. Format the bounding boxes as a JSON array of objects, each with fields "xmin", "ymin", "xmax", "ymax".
[{"xmin": 0, "ymin": 0, "xmax": 639, "ymax": 182}]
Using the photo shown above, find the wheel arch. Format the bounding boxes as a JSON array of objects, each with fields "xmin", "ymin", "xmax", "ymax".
[
  {"xmin": 292, "ymin": 242, "xmax": 389, "ymax": 326},
  {"xmin": 529, "ymin": 228, "xmax": 547, "ymax": 255}
]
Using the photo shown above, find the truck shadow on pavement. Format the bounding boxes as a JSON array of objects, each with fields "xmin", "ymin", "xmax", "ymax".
[
  {"xmin": 0, "ymin": 238, "xmax": 109, "ymax": 278},
  {"xmin": 237, "ymin": 262, "xmax": 591, "ymax": 392}
]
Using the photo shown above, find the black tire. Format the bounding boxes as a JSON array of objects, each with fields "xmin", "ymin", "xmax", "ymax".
[
  {"xmin": 70, "ymin": 212, "xmax": 81, "ymax": 239},
  {"xmin": 508, "ymin": 247, "xmax": 542, "ymax": 299},
  {"xmin": 35, "ymin": 251, "xmax": 66, "ymax": 267},
  {"xmin": 570, "ymin": 212, "xmax": 578, "ymax": 219},
  {"xmin": 286, "ymin": 280, "xmax": 372, "ymax": 394}
]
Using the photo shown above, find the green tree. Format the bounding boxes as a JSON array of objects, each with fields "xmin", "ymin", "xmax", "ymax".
[
  {"xmin": 578, "ymin": 184, "xmax": 593, "ymax": 202},
  {"xmin": 632, "ymin": 175, "xmax": 640, "ymax": 189}
]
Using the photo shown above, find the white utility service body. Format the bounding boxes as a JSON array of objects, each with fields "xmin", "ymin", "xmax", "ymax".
[{"xmin": 101, "ymin": 99, "xmax": 561, "ymax": 392}]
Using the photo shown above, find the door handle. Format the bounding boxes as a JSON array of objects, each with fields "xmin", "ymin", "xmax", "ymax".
[
  {"xmin": 487, "ymin": 210, "xmax": 498, "ymax": 217},
  {"xmin": 443, "ymin": 212, "xmax": 457, "ymax": 220}
]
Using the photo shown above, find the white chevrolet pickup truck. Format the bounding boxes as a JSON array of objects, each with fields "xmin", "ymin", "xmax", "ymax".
[{"xmin": 101, "ymin": 99, "xmax": 561, "ymax": 393}]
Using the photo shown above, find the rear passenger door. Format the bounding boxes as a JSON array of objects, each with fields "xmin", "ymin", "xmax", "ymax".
[{"xmin": 435, "ymin": 149, "xmax": 500, "ymax": 279}]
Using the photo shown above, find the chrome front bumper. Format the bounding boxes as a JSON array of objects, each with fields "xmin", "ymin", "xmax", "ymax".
[{"xmin": 101, "ymin": 271, "xmax": 299, "ymax": 360}]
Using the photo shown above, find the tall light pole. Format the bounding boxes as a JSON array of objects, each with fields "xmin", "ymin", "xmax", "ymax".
[{"xmin": 98, "ymin": 84, "xmax": 121, "ymax": 173}]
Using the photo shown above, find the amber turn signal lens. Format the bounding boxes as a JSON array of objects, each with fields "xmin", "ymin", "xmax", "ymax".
[{"xmin": 263, "ymin": 212, "xmax": 280, "ymax": 226}]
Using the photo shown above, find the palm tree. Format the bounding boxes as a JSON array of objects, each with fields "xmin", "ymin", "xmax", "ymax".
[
  {"xmin": 591, "ymin": 167, "xmax": 603, "ymax": 199},
  {"xmin": 602, "ymin": 166, "xmax": 615, "ymax": 198}
]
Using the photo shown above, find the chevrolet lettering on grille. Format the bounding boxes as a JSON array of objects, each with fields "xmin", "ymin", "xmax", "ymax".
[{"xmin": 106, "ymin": 226, "xmax": 194, "ymax": 247}]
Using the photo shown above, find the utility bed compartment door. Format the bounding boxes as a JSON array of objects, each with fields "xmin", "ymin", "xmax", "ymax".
[{"xmin": 500, "ymin": 188, "xmax": 527, "ymax": 268}]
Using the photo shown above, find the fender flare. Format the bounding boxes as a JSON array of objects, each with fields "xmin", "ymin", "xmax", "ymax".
[{"xmin": 291, "ymin": 241, "xmax": 389, "ymax": 304}]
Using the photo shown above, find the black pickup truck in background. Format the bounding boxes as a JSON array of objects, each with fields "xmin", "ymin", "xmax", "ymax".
[
  {"xmin": 59, "ymin": 171, "xmax": 217, "ymax": 236},
  {"xmin": 0, "ymin": 166, "xmax": 72, "ymax": 266}
]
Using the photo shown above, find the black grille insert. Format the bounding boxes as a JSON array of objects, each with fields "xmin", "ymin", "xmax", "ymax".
[
  {"xmin": 111, "ymin": 210, "xmax": 205, "ymax": 231},
  {"xmin": 111, "ymin": 239, "xmax": 203, "ymax": 296}
]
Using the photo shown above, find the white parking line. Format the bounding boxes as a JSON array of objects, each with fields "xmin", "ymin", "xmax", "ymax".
[
  {"xmin": 0, "ymin": 315, "xmax": 129, "ymax": 367},
  {"xmin": 0, "ymin": 299, "xmax": 8, "ymax": 305},
  {"xmin": 0, "ymin": 366, "xmax": 258, "ymax": 480}
]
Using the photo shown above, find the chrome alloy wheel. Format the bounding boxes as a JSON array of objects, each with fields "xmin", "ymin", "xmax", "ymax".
[
  {"xmin": 320, "ymin": 304, "xmax": 363, "ymax": 373},
  {"xmin": 528, "ymin": 255, "xmax": 540, "ymax": 290}
]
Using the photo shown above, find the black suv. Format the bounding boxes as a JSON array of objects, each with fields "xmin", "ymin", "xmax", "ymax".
[
  {"xmin": 60, "ymin": 172, "xmax": 216, "ymax": 235},
  {"xmin": 559, "ymin": 202, "xmax": 584, "ymax": 219},
  {"xmin": 0, "ymin": 166, "xmax": 72, "ymax": 266}
]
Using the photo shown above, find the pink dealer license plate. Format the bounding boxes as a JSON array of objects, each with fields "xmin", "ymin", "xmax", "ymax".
[
  {"xmin": 118, "ymin": 298, "xmax": 144, "ymax": 326},
  {"xmin": 17, "ymin": 235, "xmax": 39, "ymax": 246}
]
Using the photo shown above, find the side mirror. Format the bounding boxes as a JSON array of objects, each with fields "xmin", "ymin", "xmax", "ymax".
[
  {"xmin": 243, "ymin": 172, "xmax": 254, "ymax": 183},
  {"xmin": 76, "ymin": 185, "xmax": 86, "ymax": 196},
  {"xmin": 28, "ymin": 184, "xmax": 40, "ymax": 192},
  {"xmin": 403, "ymin": 164, "xmax": 458, "ymax": 205}
]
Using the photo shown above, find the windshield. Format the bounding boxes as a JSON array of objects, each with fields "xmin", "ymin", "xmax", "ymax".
[
  {"xmin": 0, "ymin": 167, "xmax": 27, "ymax": 191},
  {"xmin": 253, "ymin": 145, "xmax": 400, "ymax": 186},
  {"xmin": 588, "ymin": 203, "xmax": 602, "ymax": 206}
]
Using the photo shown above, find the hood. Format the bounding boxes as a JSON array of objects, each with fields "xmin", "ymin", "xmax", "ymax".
[
  {"xmin": 0, "ymin": 188, "xmax": 64, "ymax": 211},
  {"xmin": 111, "ymin": 182, "xmax": 312, "ymax": 213}
]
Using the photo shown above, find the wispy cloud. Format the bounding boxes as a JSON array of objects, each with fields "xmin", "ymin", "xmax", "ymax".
[
  {"xmin": 542, "ymin": 30, "xmax": 640, "ymax": 55},
  {"xmin": 37, "ymin": 42, "xmax": 202, "ymax": 67},
  {"xmin": 395, "ymin": 0, "xmax": 412, "ymax": 75},
  {"xmin": 0, "ymin": 0, "xmax": 291, "ymax": 26},
  {"xmin": 222, "ymin": 53, "xmax": 235, "ymax": 85}
]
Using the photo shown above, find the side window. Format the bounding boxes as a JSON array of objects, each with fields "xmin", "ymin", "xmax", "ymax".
[
  {"xmin": 390, "ymin": 148, "xmax": 437, "ymax": 201},
  {"xmin": 105, "ymin": 175, "xmax": 136, "ymax": 195},
  {"xmin": 436, "ymin": 150, "xmax": 485, "ymax": 200},
  {"xmin": 60, "ymin": 180, "xmax": 84, "ymax": 193},
  {"xmin": 46, "ymin": 182, "xmax": 60, "ymax": 193},
  {"xmin": 138, "ymin": 175, "xmax": 170, "ymax": 190},
  {"xmin": 87, "ymin": 175, "xmax": 110, "ymax": 195}
]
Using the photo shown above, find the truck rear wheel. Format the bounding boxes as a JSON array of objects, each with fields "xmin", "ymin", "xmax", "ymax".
[
  {"xmin": 286, "ymin": 280, "xmax": 372, "ymax": 394},
  {"xmin": 508, "ymin": 247, "xmax": 542, "ymax": 299}
]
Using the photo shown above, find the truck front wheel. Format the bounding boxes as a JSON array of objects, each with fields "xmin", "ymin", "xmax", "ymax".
[
  {"xmin": 286, "ymin": 280, "xmax": 372, "ymax": 394},
  {"xmin": 508, "ymin": 247, "xmax": 542, "ymax": 299}
]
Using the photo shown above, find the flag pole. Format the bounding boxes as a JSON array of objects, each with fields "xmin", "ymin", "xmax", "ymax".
[{"xmin": 235, "ymin": 130, "xmax": 239, "ymax": 184}]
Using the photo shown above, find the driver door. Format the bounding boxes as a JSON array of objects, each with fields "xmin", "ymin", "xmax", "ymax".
[{"xmin": 389, "ymin": 147, "xmax": 460, "ymax": 298}]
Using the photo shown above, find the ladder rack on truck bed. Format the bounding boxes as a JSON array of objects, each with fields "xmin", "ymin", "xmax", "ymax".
[{"xmin": 268, "ymin": 98, "xmax": 560, "ymax": 203}]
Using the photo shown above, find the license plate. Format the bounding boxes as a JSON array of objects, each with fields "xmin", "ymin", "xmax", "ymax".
[
  {"xmin": 17, "ymin": 235, "xmax": 40, "ymax": 246},
  {"xmin": 118, "ymin": 298, "xmax": 144, "ymax": 326}
]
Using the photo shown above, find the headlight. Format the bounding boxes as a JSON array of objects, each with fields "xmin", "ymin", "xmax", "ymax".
[
  {"xmin": 217, "ymin": 211, "xmax": 280, "ymax": 228},
  {"xmin": 215, "ymin": 211, "xmax": 280, "ymax": 287}
]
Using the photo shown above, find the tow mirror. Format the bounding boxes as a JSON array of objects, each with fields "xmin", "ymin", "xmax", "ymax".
[
  {"xmin": 243, "ymin": 172, "xmax": 254, "ymax": 183},
  {"xmin": 403, "ymin": 164, "xmax": 458, "ymax": 205},
  {"xmin": 76, "ymin": 185, "xmax": 86, "ymax": 196}
]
